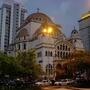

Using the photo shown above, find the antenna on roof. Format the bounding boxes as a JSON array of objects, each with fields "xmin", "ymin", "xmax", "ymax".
[{"xmin": 37, "ymin": 8, "xmax": 40, "ymax": 13}]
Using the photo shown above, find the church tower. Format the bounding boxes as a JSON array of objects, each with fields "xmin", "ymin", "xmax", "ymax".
[{"xmin": 70, "ymin": 27, "xmax": 84, "ymax": 51}]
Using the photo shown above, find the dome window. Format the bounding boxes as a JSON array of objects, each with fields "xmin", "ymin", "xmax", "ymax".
[
  {"xmin": 39, "ymin": 18, "xmax": 41, "ymax": 21},
  {"xmin": 36, "ymin": 18, "xmax": 38, "ymax": 20}
]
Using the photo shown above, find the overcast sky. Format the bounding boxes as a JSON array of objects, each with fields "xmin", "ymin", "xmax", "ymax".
[{"xmin": 0, "ymin": 0, "xmax": 90, "ymax": 37}]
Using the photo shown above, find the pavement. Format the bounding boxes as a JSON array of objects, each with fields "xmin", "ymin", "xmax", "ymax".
[{"xmin": 42, "ymin": 86, "xmax": 90, "ymax": 90}]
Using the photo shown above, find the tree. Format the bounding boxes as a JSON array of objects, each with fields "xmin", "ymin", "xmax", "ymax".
[
  {"xmin": 16, "ymin": 49, "xmax": 42, "ymax": 79},
  {"xmin": 0, "ymin": 52, "xmax": 20, "ymax": 79},
  {"xmin": 64, "ymin": 51, "xmax": 90, "ymax": 79}
]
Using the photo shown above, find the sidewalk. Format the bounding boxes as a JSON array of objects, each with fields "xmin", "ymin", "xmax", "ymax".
[{"xmin": 42, "ymin": 86, "xmax": 90, "ymax": 90}]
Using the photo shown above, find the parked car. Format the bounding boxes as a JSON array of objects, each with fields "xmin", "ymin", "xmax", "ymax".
[
  {"xmin": 54, "ymin": 81, "xmax": 61, "ymax": 86},
  {"xmin": 35, "ymin": 81, "xmax": 43, "ymax": 86},
  {"xmin": 54, "ymin": 79, "xmax": 74, "ymax": 86},
  {"xmin": 35, "ymin": 80, "xmax": 51, "ymax": 86},
  {"xmin": 60, "ymin": 79, "xmax": 74, "ymax": 85}
]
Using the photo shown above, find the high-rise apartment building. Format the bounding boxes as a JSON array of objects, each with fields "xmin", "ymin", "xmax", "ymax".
[
  {"xmin": 0, "ymin": 0, "xmax": 27, "ymax": 53},
  {"xmin": 79, "ymin": 11, "xmax": 90, "ymax": 51}
]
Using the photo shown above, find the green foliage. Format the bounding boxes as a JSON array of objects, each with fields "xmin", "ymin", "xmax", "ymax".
[
  {"xmin": 0, "ymin": 52, "xmax": 20, "ymax": 78},
  {"xmin": 16, "ymin": 49, "xmax": 42, "ymax": 78},
  {"xmin": 0, "ymin": 49, "xmax": 42, "ymax": 79},
  {"xmin": 64, "ymin": 51, "xmax": 90, "ymax": 79}
]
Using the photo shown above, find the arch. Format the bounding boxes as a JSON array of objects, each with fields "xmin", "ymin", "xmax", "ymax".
[
  {"xmin": 55, "ymin": 40, "xmax": 73, "ymax": 48},
  {"xmin": 56, "ymin": 64, "xmax": 62, "ymax": 69},
  {"xmin": 46, "ymin": 64, "xmax": 53, "ymax": 75}
]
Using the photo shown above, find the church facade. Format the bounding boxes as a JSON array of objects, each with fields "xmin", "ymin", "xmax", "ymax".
[{"xmin": 10, "ymin": 12, "xmax": 84, "ymax": 79}]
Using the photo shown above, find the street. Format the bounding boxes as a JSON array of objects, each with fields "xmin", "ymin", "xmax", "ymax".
[{"xmin": 42, "ymin": 86, "xmax": 90, "ymax": 90}]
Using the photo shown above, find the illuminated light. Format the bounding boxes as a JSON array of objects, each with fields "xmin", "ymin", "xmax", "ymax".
[
  {"xmin": 17, "ymin": 78, "xmax": 20, "ymax": 81},
  {"xmin": 81, "ymin": 13, "xmax": 90, "ymax": 19},
  {"xmin": 43, "ymin": 28, "xmax": 47, "ymax": 33},
  {"xmin": 48, "ymin": 27, "xmax": 53, "ymax": 33}
]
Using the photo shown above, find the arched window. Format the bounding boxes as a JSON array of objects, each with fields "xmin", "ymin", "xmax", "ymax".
[
  {"xmin": 37, "ymin": 52, "xmax": 42, "ymax": 57},
  {"xmin": 51, "ymin": 51, "xmax": 52, "ymax": 56},
  {"xmin": 63, "ymin": 52, "xmax": 65, "ymax": 58},
  {"xmin": 74, "ymin": 40, "xmax": 77, "ymax": 42},
  {"xmin": 56, "ymin": 64, "xmax": 62, "ymax": 69},
  {"xmin": 63, "ymin": 44, "xmax": 65, "ymax": 50},
  {"xmin": 66, "ymin": 45, "xmax": 67, "ymax": 51},
  {"xmin": 60, "ymin": 52, "xmax": 62, "ymax": 58},
  {"xmin": 66, "ymin": 52, "xmax": 68, "ymax": 58},
  {"xmin": 57, "ymin": 46, "xmax": 59, "ymax": 50},
  {"xmin": 68, "ymin": 47, "xmax": 70, "ymax": 51},
  {"xmin": 58, "ymin": 51, "xmax": 59, "ymax": 57},
  {"xmin": 60, "ymin": 45, "xmax": 62, "ymax": 50},
  {"xmin": 23, "ymin": 43, "xmax": 26, "ymax": 50},
  {"xmin": 45, "ymin": 51, "xmax": 47, "ymax": 56},
  {"xmin": 46, "ymin": 64, "xmax": 53, "ymax": 75}
]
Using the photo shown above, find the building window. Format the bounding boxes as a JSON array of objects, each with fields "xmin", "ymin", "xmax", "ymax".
[
  {"xmin": 66, "ymin": 52, "xmax": 68, "ymax": 58},
  {"xmin": 57, "ymin": 46, "xmax": 59, "ymax": 50},
  {"xmin": 46, "ymin": 64, "xmax": 53, "ymax": 75},
  {"xmin": 45, "ymin": 51, "xmax": 48, "ymax": 56},
  {"xmin": 37, "ymin": 52, "xmax": 42, "ymax": 57},
  {"xmin": 36, "ymin": 18, "xmax": 38, "ymax": 20},
  {"xmin": 63, "ymin": 44, "xmax": 65, "ymax": 50},
  {"xmin": 39, "ymin": 60, "xmax": 43, "ymax": 63},
  {"xmin": 18, "ymin": 38, "xmax": 20, "ymax": 40},
  {"xmin": 24, "ymin": 36, "xmax": 26, "ymax": 40},
  {"xmin": 60, "ymin": 52, "xmax": 62, "ymax": 58},
  {"xmin": 50, "ymin": 51, "xmax": 52, "ymax": 56},
  {"xmin": 74, "ymin": 40, "xmax": 77, "ymax": 42},
  {"xmin": 45, "ymin": 51, "xmax": 53, "ymax": 57},
  {"xmin": 18, "ymin": 44, "xmax": 20, "ymax": 50},
  {"xmin": 39, "ymin": 18, "xmax": 41, "ymax": 21},
  {"xmin": 68, "ymin": 48, "xmax": 70, "ymax": 51},
  {"xmin": 57, "ymin": 51, "xmax": 59, "ymax": 57},
  {"xmin": 63, "ymin": 52, "xmax": 65, "ymax": 58},
  {"xmin": 60, "ymin": 45, "xmax": 62, "ymax": 50},
  {"xmin": 23, "ymin": 43, "xmax": 26, "ymax": 50},
  {"xmin": 66, "ymin": 45, "xmax": 67, "ymax": 51}
]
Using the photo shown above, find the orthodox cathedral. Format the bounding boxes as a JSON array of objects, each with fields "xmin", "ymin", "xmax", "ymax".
[{"xmin": 9, "ymin": 11, "xmax": 84, "ymax": 78}]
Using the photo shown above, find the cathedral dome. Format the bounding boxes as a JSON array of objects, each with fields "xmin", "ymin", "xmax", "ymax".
[{"xmin": 25, "ymin": 12, "xmax": 53, "ymax": 24}]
